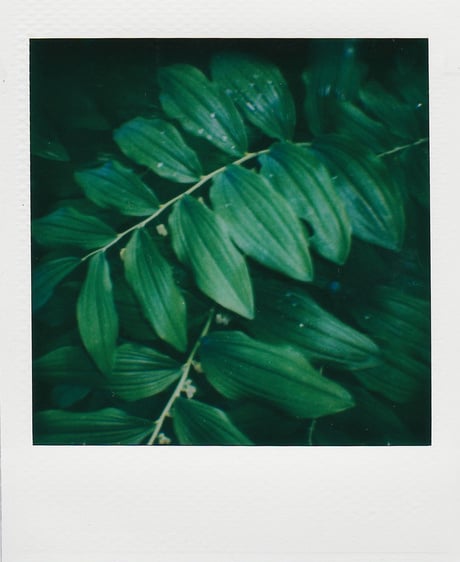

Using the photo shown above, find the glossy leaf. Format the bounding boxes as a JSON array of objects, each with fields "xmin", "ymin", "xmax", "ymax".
[
  {"xmin": 113, "ymin": 117, "xmax": 203, "ymax": 183},
  {"xmin": 158, "ymin": 64, "xmax": 247, "ymax": 156},
  {"xmin": 173, "ymin": 398, "xmax": 253, "ymax": 445},
  {"xmin": 32, "ymin": 207, "xmax": 117, "ymax": 250},
  {"xmin": 259, "ymin": 142, "xmax": 352, "ymax": 264},
  {"xmin": 123, "ymin": 229, "xmax": 187, "ymax": 352},
  {"xmin": 77, "ymin": 253, "xmax": 119, "ymax": 375},
  {"xmin": 210, "ymin": 165, "xmax": 313, "ymax": 280},
  {"xmin": 312, "ymin": 134, "xmax": 405, "ymax": 250},
  {"xmin": 211, "ymin": 52, "xmax": 296, "ymax": 140},
  {"xmin": 32, "ymin": 256, "xmax": 80, "ymax": 312},
  {"xmin": 34, "ymin": 408, "xmax": 154, "ymax": 445},
  {"xmin": 108, "ymin": 343, "xmax": 182, "ymax": 401},
  {"xmin": 247, "ymin": 279, "xmax": 381, "ymax": 370},
  {"xmin": 169, "ymin": 195, "xmax": 254, "ymax": 319},
  {"xmin": 74, "ymin": 160, "xmax": 159, "ymax": 216},
  {"xmin": 200, "ymin": 331, "xmax": 355, "ymax": 419}
]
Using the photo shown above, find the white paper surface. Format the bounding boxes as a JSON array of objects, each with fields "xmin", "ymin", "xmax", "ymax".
[{"xmin": 1, "ymin": 1, "xmax": 459, "ymax": 560}]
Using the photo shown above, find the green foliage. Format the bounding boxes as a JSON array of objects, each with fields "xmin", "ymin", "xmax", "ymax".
[{"xmin": 32, "ymin": 39, "xmax": 430, "ymax": 446}]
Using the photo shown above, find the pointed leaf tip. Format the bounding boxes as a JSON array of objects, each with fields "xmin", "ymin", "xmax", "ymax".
[{"xmin": 201, "ymin": 331, "xmax": 355, "ymax": 419}]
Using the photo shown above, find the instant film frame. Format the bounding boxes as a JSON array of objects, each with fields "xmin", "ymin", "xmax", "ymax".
[{"xmin": 1, "ymin": 0, "xmax": 460, "ymax": 560}]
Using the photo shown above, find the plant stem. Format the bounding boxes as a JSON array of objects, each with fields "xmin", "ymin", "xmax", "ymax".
[
  {"xmin": 376, "ymin": 137, "xmax": 428, "ymax": 158},
  {"xmin": 80, "ymin": 149, "xmax": 269, "ymax": 263},
  {"xmin": 147, "ymin": 308, "xmax": 215, "ymax": 445},
  {"xmin": 79, "ymin": 135, "xmax": 427, "ymax": 265}
]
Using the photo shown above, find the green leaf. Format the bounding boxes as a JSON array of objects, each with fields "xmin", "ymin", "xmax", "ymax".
[
  {"xmin": 108, "ymin": 343, "xmax": 183, "ymax": 401},
  {"xmin": 353, "ymin": 286, "xmax": 430, "ymax": 363},
  {"xmin": 302, "ymin": 40, "xmax": 366, "ymax": 136},
  {"xmin": 169, "ymin": 195, "xmax": 254, "ymax": 319},
  {"xmin": 51, "ymin": 385, "xmax": 91, "ymax": 408},
  {"xmin": 113, "ymin": 117, "xmax": 203, "ymax": 183},
  {"xmin": 30, "ymin": 109, "xmax": 70, "ymax": 161},
  {"xmin": 200, "ymin": 331, "xmax": 355, "ymax": 419},
  {"xmin": 32, "ymin": 256, "xmax": 80, "ymax": 312},
  {"xmin": 74, "ymin": 160, "xmax": 159, "ymax": 216},
  {"xmin": 113, "ymin": 276, "xmax": 158, "ymax": 342},
  {"xmin": 211, "ymin": 52, "xmax": 296, "ymax": 140},
  {"xmin": 32, "ymin": 207, "xmax": 117, "ymax": 250},
  {"xmin": 34, "ymin": 408, "xmax": 154, "ymax": 445},
  {"xmin": 354, "ymin": 351, "xmax": 429, "ymax": 404},
  {"xmin": 312, "ymin": 134, "xmax": 405, "ymax": 250},
  {"xmin": 334, "ymin": 101, "xmax": 395, "ymax": 154},
  {"xmin": 34, "ymin": 345, "xmax": 102, "ymax": 386},
  {"xmin": 77, "ymin": 253, "xmax": 119, "ymax": 375},
  {"xmin": 173, "ymin": 398, "xmax": 253, "ymax": 445},
  {"xmin": 247, "ymin": 279, "xmax": 381, "ymax": 370},
  {"xmin": 358, "ymin": 81, "xmax": 419, "ymax": 141},
  {"xmin": 123, "ymin": 229, "xmax": 187, "ymax": 352},
  {"xmin": 259, "ymin": 142, "xmax": 352, "ymax": 264},
  {"xmin": 158, "ymin": 64, "xmax": 247, "ymax": 157},
  {"xmin": 210, "ymin": 165, "xmax": 313, "ymax": 281}
]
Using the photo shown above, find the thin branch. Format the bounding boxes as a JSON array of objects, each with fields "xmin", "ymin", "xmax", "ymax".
[
  {"xmin": 147, "ymin": 308, "xmax": 215, "ymax": 445},
  {"xmin": 376, "ymin": 137, "xmax": 428, "ymax": 158},
  {"xmin": 80, "ymin": 149, "xmax": 269, "ymax": 263}
]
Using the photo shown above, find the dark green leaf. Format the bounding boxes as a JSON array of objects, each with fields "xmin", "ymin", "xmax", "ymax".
[
  {"xmin": 123, "ymin": 229, "xmax": 187, "ymax": 351},
  {"xmin": 32, "ymin": 257, "xmax": 80, "ymax": 312},
  {"xmin": 302, "ymin": 40, "xmax": 366, "ymax": 136},
  {"xmin": 158, "ymin": 64, "xmax": 247, "ymax": 156},
  {"xmin": 32, "ymin": 207, "xmax": 117, "ymax": 250},
  {"xmin": 51, "ymin": 384, "xmax": 91, "ymax": 408},
  {"xmin": 74, "ymin": 160, "xmax": 159, "ymax": 216},
  {"xmin": 113, "ymin": 117, "xmax": 203, "ymax": 183},
  {"xmin": 353, "ymin": 286, "xmax": 430, "ymax": 363},
  {"xmin": 247, "ymin": 279, "xmax": 381, "ymax": 370},
  {"xmin": 169, "ymin": 195, "xmax": 254, "ymax": 319},
  {"xmin": 210, "ymin": 165, "xmax": 313, "ymax": 280},
  {"xmin": 34, "ymin": 408, "xmax": 154, "ymax": 445},
  {"xmin": 359, "ymin": 81, "xmax": 419, "ymax": 141},
  {"xmin": 312, "ymin": 134, "xmax": 405, "ymax": 250},
  {"xmin": 259, "ymin": 142, "xmax": 352, "ymax": 264},
  {"xmin": 334, "ymin": 101, "xmax": 395, "ymax": 154},
  {"xmin": 211, "ymin": 52, "xmax": 296, "ymax": 140},
  {"xmin": 30, "ymin": 109, "xmax": 70, "ymax": 161},
  {"xmin": 108, "ymin": 343, "xmax": 182, "ymax": 401},
  {"xmin": 354, "ymin": 350, "xmax": 429, "ymax": 404},
  {"xmin": 200, "ymin": 331, "xmax": 355, "ymax": 419},
  {"xmin": 173, "ymin": 398, "xmax": 253, "ymax": 445},
  {"xmin": 113, "ymin": 276, "xmax": 158, "ymax": 342},
  {"xmin": 34, "ymin": 345, "xmax": 102, "ymax": 386},
  {"xmin": 77, "ymin": 253, "xmax": 119, "ymax": 375},
  {"xmin": 314, "ymin": 386, "xmax": 414, "ymax": 445}
]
